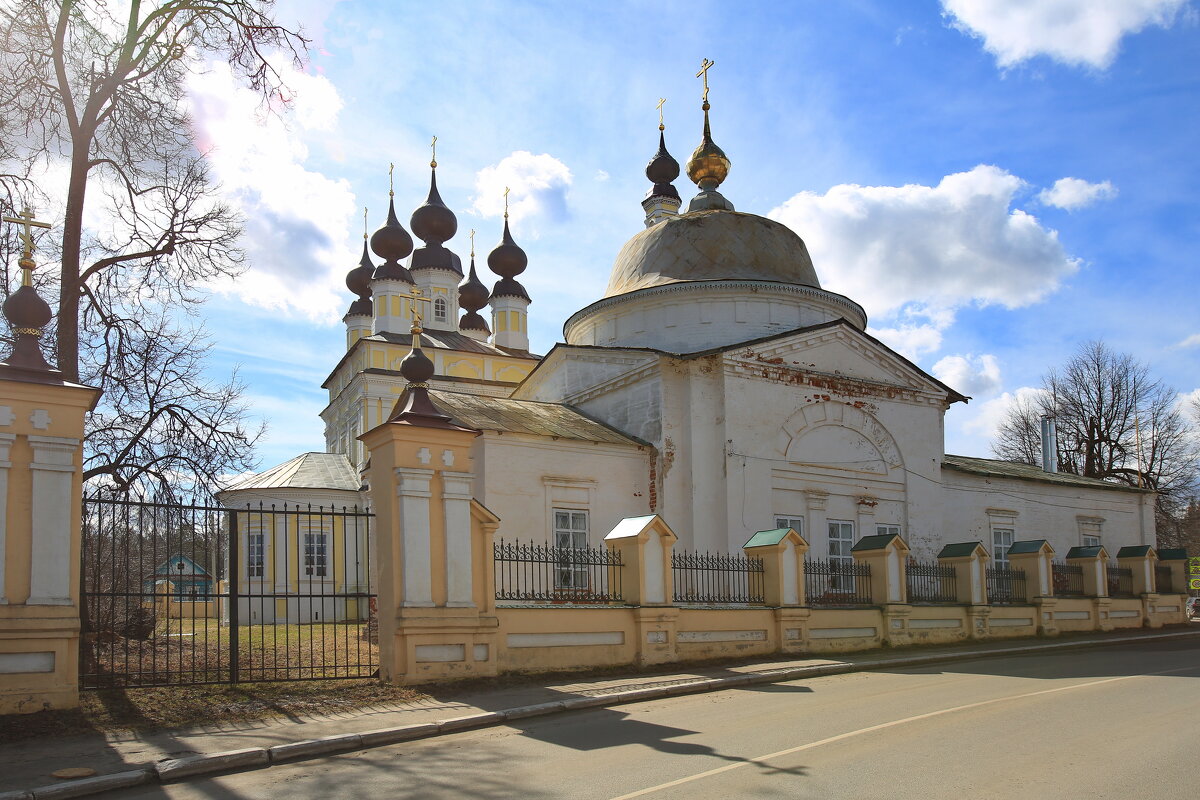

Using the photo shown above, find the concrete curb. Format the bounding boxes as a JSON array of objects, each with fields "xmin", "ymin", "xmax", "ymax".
[{"xmin": 12, "ymin": 628, "xmax": 1199, "ymax": 799}]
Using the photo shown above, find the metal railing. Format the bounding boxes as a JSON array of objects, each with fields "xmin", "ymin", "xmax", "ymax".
[
  {"xmin": 1107, "ymin": 564, "xmax": 1134, "ymax": 597},
  {"xmin": 671, "ymin": 550, "xmax": 765, "ymax": 604},
  {"xmin": 804, "ymin": 559, "xmax": 872, "ymax": 606},
  {"xmin": 905, "ymin": 560, "xmax": 957, "ymax": 603},
  {"xmin": 1155, "ymin": 564, "xmax": 1174, "ymax": 593},
  {"xmin": 1052, "ymin": 561, "xmax": 1085, "ymax": 596},
  {"xmin": 493, "ymin": 539, "xmax": 622, "ymax": 603},
  {"xmin": 986, "ymin": 566, "xmax": 1027, "ymax": 604}
]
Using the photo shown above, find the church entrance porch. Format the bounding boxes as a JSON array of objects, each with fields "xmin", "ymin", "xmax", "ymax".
[{"xmin": 80, "ymin": 494, "xmax": 377, "ymax": 688}]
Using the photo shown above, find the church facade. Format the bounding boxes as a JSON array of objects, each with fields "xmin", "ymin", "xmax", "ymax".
[{"xmin": 222, "ymin": 98, "xmax": 1155, "ymax": 575}]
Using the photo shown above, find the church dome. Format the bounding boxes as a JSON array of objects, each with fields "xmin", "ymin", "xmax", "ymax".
[{"xmin": 604, "ymin": 208, "xmax": 820, "ymax": 298}]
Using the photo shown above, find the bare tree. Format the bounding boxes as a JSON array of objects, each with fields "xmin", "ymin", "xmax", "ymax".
[
  {"xmin": 0, "ymin": 1, "xmax": 306, "ymax": 492},
  {"xmin": 992, "ymin": 341, "xmax": 1200, "ymax": 530}
]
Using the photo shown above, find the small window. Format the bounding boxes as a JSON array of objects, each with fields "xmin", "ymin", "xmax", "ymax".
[
  {"xmin": 1082, "ymin": 533, "xmax": 1101, "ymax": 548},
  {"xmin": 303, "ymin": 531, "xmax": 328, "ymax": 578},
  {"xmin": 247, "ymin": 532, "xmax": 265, "ymax": 578},
  {"xmin": 992, "ymin": 528, "xmax": 1014, "ymax": 568},
  {"xmin": 434, "ymin": 297, "xmax": 448, "ymax": 322},
  {"xmin": 553, "ymin": 508, "xmax": 589, "ymax": 590},
  {"xmin": 876, "ymin": 524, "xmax": 901, "ymax": 537},
  {"xmin": 775, "ymin": 516, "xmax": 804, "ymax": 536}
]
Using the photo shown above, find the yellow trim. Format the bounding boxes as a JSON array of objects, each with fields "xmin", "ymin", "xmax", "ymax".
[{"xmin": 497, "ymin": 312, "xmax": 508, "ymax": 331}]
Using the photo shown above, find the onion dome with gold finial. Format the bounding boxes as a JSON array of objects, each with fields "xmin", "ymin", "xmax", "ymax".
[
  {"xmin": 409, "ymin": 145, "xmax": 463, "ymax": 276},
  {"xmin": 487, "ymin": 209, "xmax": 531, "ymax": 302},
  {"xmin": 645, "ymin": 129, "xmax": 680, "ymax": 201},
  {"xmin": 685, "ymin": 59, "xmax": 734, "ymax": 212},
  {"xmin": 458, "ymin": 243, "xmax": 491, "ymax": 334},
  {"xmin": 370, "ymin": 171, "xmax": 415, "ymax": 283},
  {"xmin": 345, "ymin": 228, "xmax": 375, "ymax": 317}
]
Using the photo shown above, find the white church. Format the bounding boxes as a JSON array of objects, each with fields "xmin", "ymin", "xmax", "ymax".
[{"xmin": 222, "ymin": 92, "xmax": 1155, "ymax": 574}]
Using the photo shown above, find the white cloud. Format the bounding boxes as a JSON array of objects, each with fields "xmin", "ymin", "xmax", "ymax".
[
  {"xmin": 471, "ymin": 151, "xmax": 573, "ymax": 227},
  {"xmin": 1038, "ymin": 178, "xmax": 1118, "ymax": 210},
  {"xmin": 770, "ymin": 165, "xmax": 1080, "ymax": 337},
  {"xmin": 594, "ymin": 169, "xmax": 610, "ymax": 182},
  {"xmin": 942, "ymin": 0, "xmax": 1188, "ymax": 69},
  {"xmin": 1173, "ymin": 333, "xmax": 1200, "ymax": 349},
  {"xmin": 964, "ymin": 386, "xmax": 1049, "ymax": 439},
  {"xmin": 186, "ymin": 59, "xmax": 355, "ymax": 320},
  {"xmin": 932, "ymin": 353, "xmax": 1003, "ymax": 398}
]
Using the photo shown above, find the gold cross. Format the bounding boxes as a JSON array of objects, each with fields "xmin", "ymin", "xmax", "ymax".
[
  {"xmin": 430, "ymin": 135, "xmax": 437, "ymax": 168},
  {"xmin": 362, "ymin": 207, "xmax": 368, "ymax": 240},
  {"xmin": 395, "ymin": 287, "xmax": 433, "ymax": 330},
  {"xmin": 469, "ymin": 228, "xmax": 476, "ymax": 258},
  {"xmin": 388, "ymin": 162, "xmax": 395, "ymax": 197},
  {"xmin": 657, "ymin": 97, "xmax": 666, "ymax": 129},
  {"xmin": 503, "ymin": 186, "xmax": 510, "ymax": 219},
  {"xmin": 696, "ymin": 58, "xmax": 714, "ymax": 104},
  {"xmin": 3, "ymin": 207, "xmax": 51, "ymax": 259}
]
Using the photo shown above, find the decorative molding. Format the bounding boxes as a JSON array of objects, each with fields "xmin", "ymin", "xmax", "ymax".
[
  {"xmin": 0, "ymin": 406, "xmax": 13, "ymax": 426},
  {"xmin": 29, "ymin": 408, "xmax": 52, "ymax": 430}
]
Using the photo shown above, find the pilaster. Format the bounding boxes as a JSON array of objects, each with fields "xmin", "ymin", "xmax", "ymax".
[
  {"xmin": 851, "ymin": 531, "xmax": 909, "ymax": 605},
  {"xmin": 604, "ymin": 514, "xmax": 678, "ymax": 607}
]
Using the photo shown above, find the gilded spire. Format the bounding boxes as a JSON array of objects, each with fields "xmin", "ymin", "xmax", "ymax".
[{"xmin": 685, "ymin": 59, "xmax": 734, "ymax": 212}]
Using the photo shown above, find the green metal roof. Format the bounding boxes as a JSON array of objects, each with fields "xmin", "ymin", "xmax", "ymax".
[
  {"xmin": 1008, "ymin": 539, "xmax": 1051, "ymax": 555},
  {"xmin": 942, "ymin": 454, "xmax": 1148, "ymax": 493},
  {"xmin": 938, "ymin": 542, "xmax": 985, "ymax": 559},
  {"xmin": 1116, "ymin": 545, "xmax": 1154, "ymax": 558},
  {"xmin": 852, "ymin": 533, "xmax": 902, "ymax": 552},
  {"xmin": 744, "ymin": 528, "xmax": 799, "ymax": 549},
  {"xmin": 1065, "ymin": 545, "xmax": 1105, "ymax": 559},
  {"xmin": 1158, "ymin": 548, "xmax": 1189, "ymax": 561}
]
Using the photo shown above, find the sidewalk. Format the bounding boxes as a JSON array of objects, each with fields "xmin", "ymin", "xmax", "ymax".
[{"xmin": 3, "ymin": 626, "xmax": 1197, "ymax": 799}]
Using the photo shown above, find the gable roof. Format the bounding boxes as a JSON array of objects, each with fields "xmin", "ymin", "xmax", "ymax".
[
  {"xmin": 429, "ymin": 390, "xmax": 648, "ymax": 446},
  {"xmin": 942, "ymin": 454, "xmax": 1150, "ymax": 493},
  {"xmin": 221, "ymin": 452, "xmax": 360, "ymax": 493},
  {"xmin": 518, "ymin": 319, "xmax": 968, "ymax": 404}
]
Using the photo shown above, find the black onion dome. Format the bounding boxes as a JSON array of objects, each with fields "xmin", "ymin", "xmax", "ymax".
[
  {"xmin": 486, "ymin": 218, "xmax": 528, "ymax": 278},
  {"xmin": 399, "ymin": 342, "xmax": 435, "ymax": 384},
  {"xmin": 370, "ymin": 197, "xmax": 415, "ymax": 282},
  {"xmin": 410, "ymin": 169, "xmax": 457, "ymax": 245},
  {"xmin": 346, "ymin": 241, "xmax": 375, "ymax": 299},
  {"xmin": 645, "ymin": 130, "xmax": 681, "ymax": 200},
  {"xmin": 458, "ymin": 257, "xmax": 490, "ymax": 312},
  {"xmin": 459, "ymin": 310, "xmax": 490, "ymax": 334},
  {"xmin": 491, "ymin": 277, "xmax": 530, "ymax": 302},
  {"xmin": 3, "ymin": 285, "xmax": 51, "ymax": 329}
]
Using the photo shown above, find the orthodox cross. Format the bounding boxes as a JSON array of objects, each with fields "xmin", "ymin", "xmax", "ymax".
[
  {"xmin": 469, "ymin": 228, "xmax": 476, "ymax": 258},
  {"xmin": 362, "ymin": 207, "xmax": 368, "ymax": 240},
  {"xmin": 2, "ymin": 207, "xmax": 51, "ymax": 285},
  {"xmin": 388, "ymin": 162, "xmax": 395, "ymax": 196},
  {"xmin": 657, "ymin": 97, "xmax": 667, "ymax": 129},
  {"xmin": 503, "ymin": 186, "xmax": 510, "ymax": 219},
  {"xmin": 395, "ymin": 287, "xmax": 433, "ymax": 330},
  {"xmin": 430, "ymin": 135, "xmax": 438, "ymax": 168},
  {"xmin": 696, "ymin": 58, "xmax": 714, "ymax": 103}
]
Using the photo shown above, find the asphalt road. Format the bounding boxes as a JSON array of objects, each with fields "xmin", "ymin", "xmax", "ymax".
[{"xmin": 114, "ymin": 637, "xmax": 1200, "ymax": 799}]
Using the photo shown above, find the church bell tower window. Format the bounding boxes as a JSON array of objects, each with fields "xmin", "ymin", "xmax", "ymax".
[{"xmin": 434, "ymin": 297, "xmax": 447, "ymax": 323}]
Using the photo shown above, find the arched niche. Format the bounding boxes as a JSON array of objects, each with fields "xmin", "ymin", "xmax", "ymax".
[{"xmin": 776, "ymin": 402, "xmax": 903, "ymax": 476}]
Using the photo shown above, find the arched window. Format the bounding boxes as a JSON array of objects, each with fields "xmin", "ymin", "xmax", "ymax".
[{"xmin": 434, "ymin": 297, "xmax": 447, "ymax": 322}]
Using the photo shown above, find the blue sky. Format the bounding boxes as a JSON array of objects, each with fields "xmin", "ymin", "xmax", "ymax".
[{"xmin": 185, "ymin": 0, "xmax": 1200, "ymax": 471}]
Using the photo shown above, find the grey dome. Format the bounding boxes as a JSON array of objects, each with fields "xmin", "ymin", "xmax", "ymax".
[{"xmin": 604, "ymin": 209, "xmax": 819, "ymax": 298}]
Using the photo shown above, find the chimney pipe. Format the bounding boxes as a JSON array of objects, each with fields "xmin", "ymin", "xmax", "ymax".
[{"xmin": 1040, "ymin": 416, "xmax": 1058, "ymax": 473}]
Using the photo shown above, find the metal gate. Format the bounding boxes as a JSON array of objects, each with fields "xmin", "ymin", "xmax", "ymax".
[{"xmin": 81, "ymin": 494, "xmax": 376, "ymax": 688}]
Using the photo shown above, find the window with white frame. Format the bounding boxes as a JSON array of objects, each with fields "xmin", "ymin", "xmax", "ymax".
[
  {"xmin": 1079, "ymin": 517, "xmax": 1102, "ymax": 548},
  {"xmin": 775, "ymin": 516, "xmax": 804, "ymax": 536},
  {"xmin": 876, "ymin": 524, "xmax": 901, "ymax": 537},
  {"xmin": 434, "ymin": 296, "xmax": 448, "ymax": 322},
  {"xmin": 553, "ymin": 508, "xmax": 589, "ymax": 590},
  {"xmin": 247, "ymin": 532, "xmax": 265, "ymax": 578},
  {"xmin": 828, "ymin": 520, "xmax": 855, "ymax": 592},
  {"xmin": 302, "ymin": 524, "xmax": 329, "ymax": 578},
  {"xmin": 992, "ymin": 528, "xmax": 1014, "ymax": 568}
]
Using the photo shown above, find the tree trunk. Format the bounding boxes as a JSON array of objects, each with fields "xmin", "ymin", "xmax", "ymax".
[{"xmin": 58, "ymin": 139, "xmax": 90, "ymax": 383}]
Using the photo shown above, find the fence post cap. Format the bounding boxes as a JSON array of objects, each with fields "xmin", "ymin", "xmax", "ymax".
[
  {"xmin": 1115, "ymin": 544, "xmax": 1155, "ymax": 559},
  {"xmin": 937, "ymin": 541, "xmax": 988, "ymax": 560},
  {"xmin": 850, "ymin": 532, "xmax": 908, "ymax": 554},
  {"xmin": 1065, "ymin": 544, "xmax": 1107, "ymax": 560},
  {"xmin": 1007, "ymin": 539, "xmax": 1055, "ymax": 556},
  {"xmin": 603, "ymin": 514, "xmax": 677, "ymax": 543},
  {"xmin": 743, "ymin": 527, "xmax": 806, "ymax": 551}
]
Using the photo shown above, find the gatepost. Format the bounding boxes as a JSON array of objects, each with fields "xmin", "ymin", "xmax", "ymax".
[
  {"xmin": 1115, "ymin": 545, "xmax": 1158, "ymax": 628},
  {"xmin": 1065, "ymin": 545, "xmax": 1110, "ymax": 631},
  {"xmin": 850, "ymin": 532, "xmax": 909, "ymax": 640},
  {"xmin": 1155, "ymin": 549, "xmax": 1190, "ymax": 596},
  {"xmin": 743, "ymin": 527, "xmax": 809, "ymax": 652},
  {"xmin": 937, "ymin": 542, "xmax": 990, "ymax": 637},
  {"xmin": 604, "ymin": 514, "xmax": 678, "ymax": 665},
  {"xmin": 359, "ymin": 326, "xmax": 498, "ymax": 685},
  {"xmin": 0, "ymin": 209, "xmax": 100, "ymax": 713},
  {"xmin": 1006, "ymin": 540, "xmax": 1056, "ymax": 635}
]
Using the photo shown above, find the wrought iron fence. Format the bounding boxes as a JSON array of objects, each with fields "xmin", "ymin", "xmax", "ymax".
[
  {"xmin": 1155, "ymin": 564, "xmax": 1174, "ymax": 593},
  {"xmin": 804, "ymin": 559, "xmax": 872, "ymax": 606},
  {"xmin": 671, "ymin": 551, "xmax": 765, "ymax": 604},
  {"xmin": 986, "ymin": 566, "xmax": 1027, "ymax": 604},
  {"xmin": 493, "ymin": 539, "xmax": 622, "ymax": 603},
  {"xmin": 1107, "ymin": 564, "xmax": 1134, "ymax": 597},
  {"xmin": 1052, "ymin": 560, "xmax": 1085, "ymax": 596},
  {"xmin": 905, "ymin": 560, "xmax": 957, "ymax": 603},
  {"xmin": 81, "ymin": 494, "xmax": 376, "ymax": 688}
]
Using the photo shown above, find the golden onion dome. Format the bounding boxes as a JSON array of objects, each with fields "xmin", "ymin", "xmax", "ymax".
[{"xmin": 685, "ymin": 103, "xmax": 730, "ymax": 191}]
